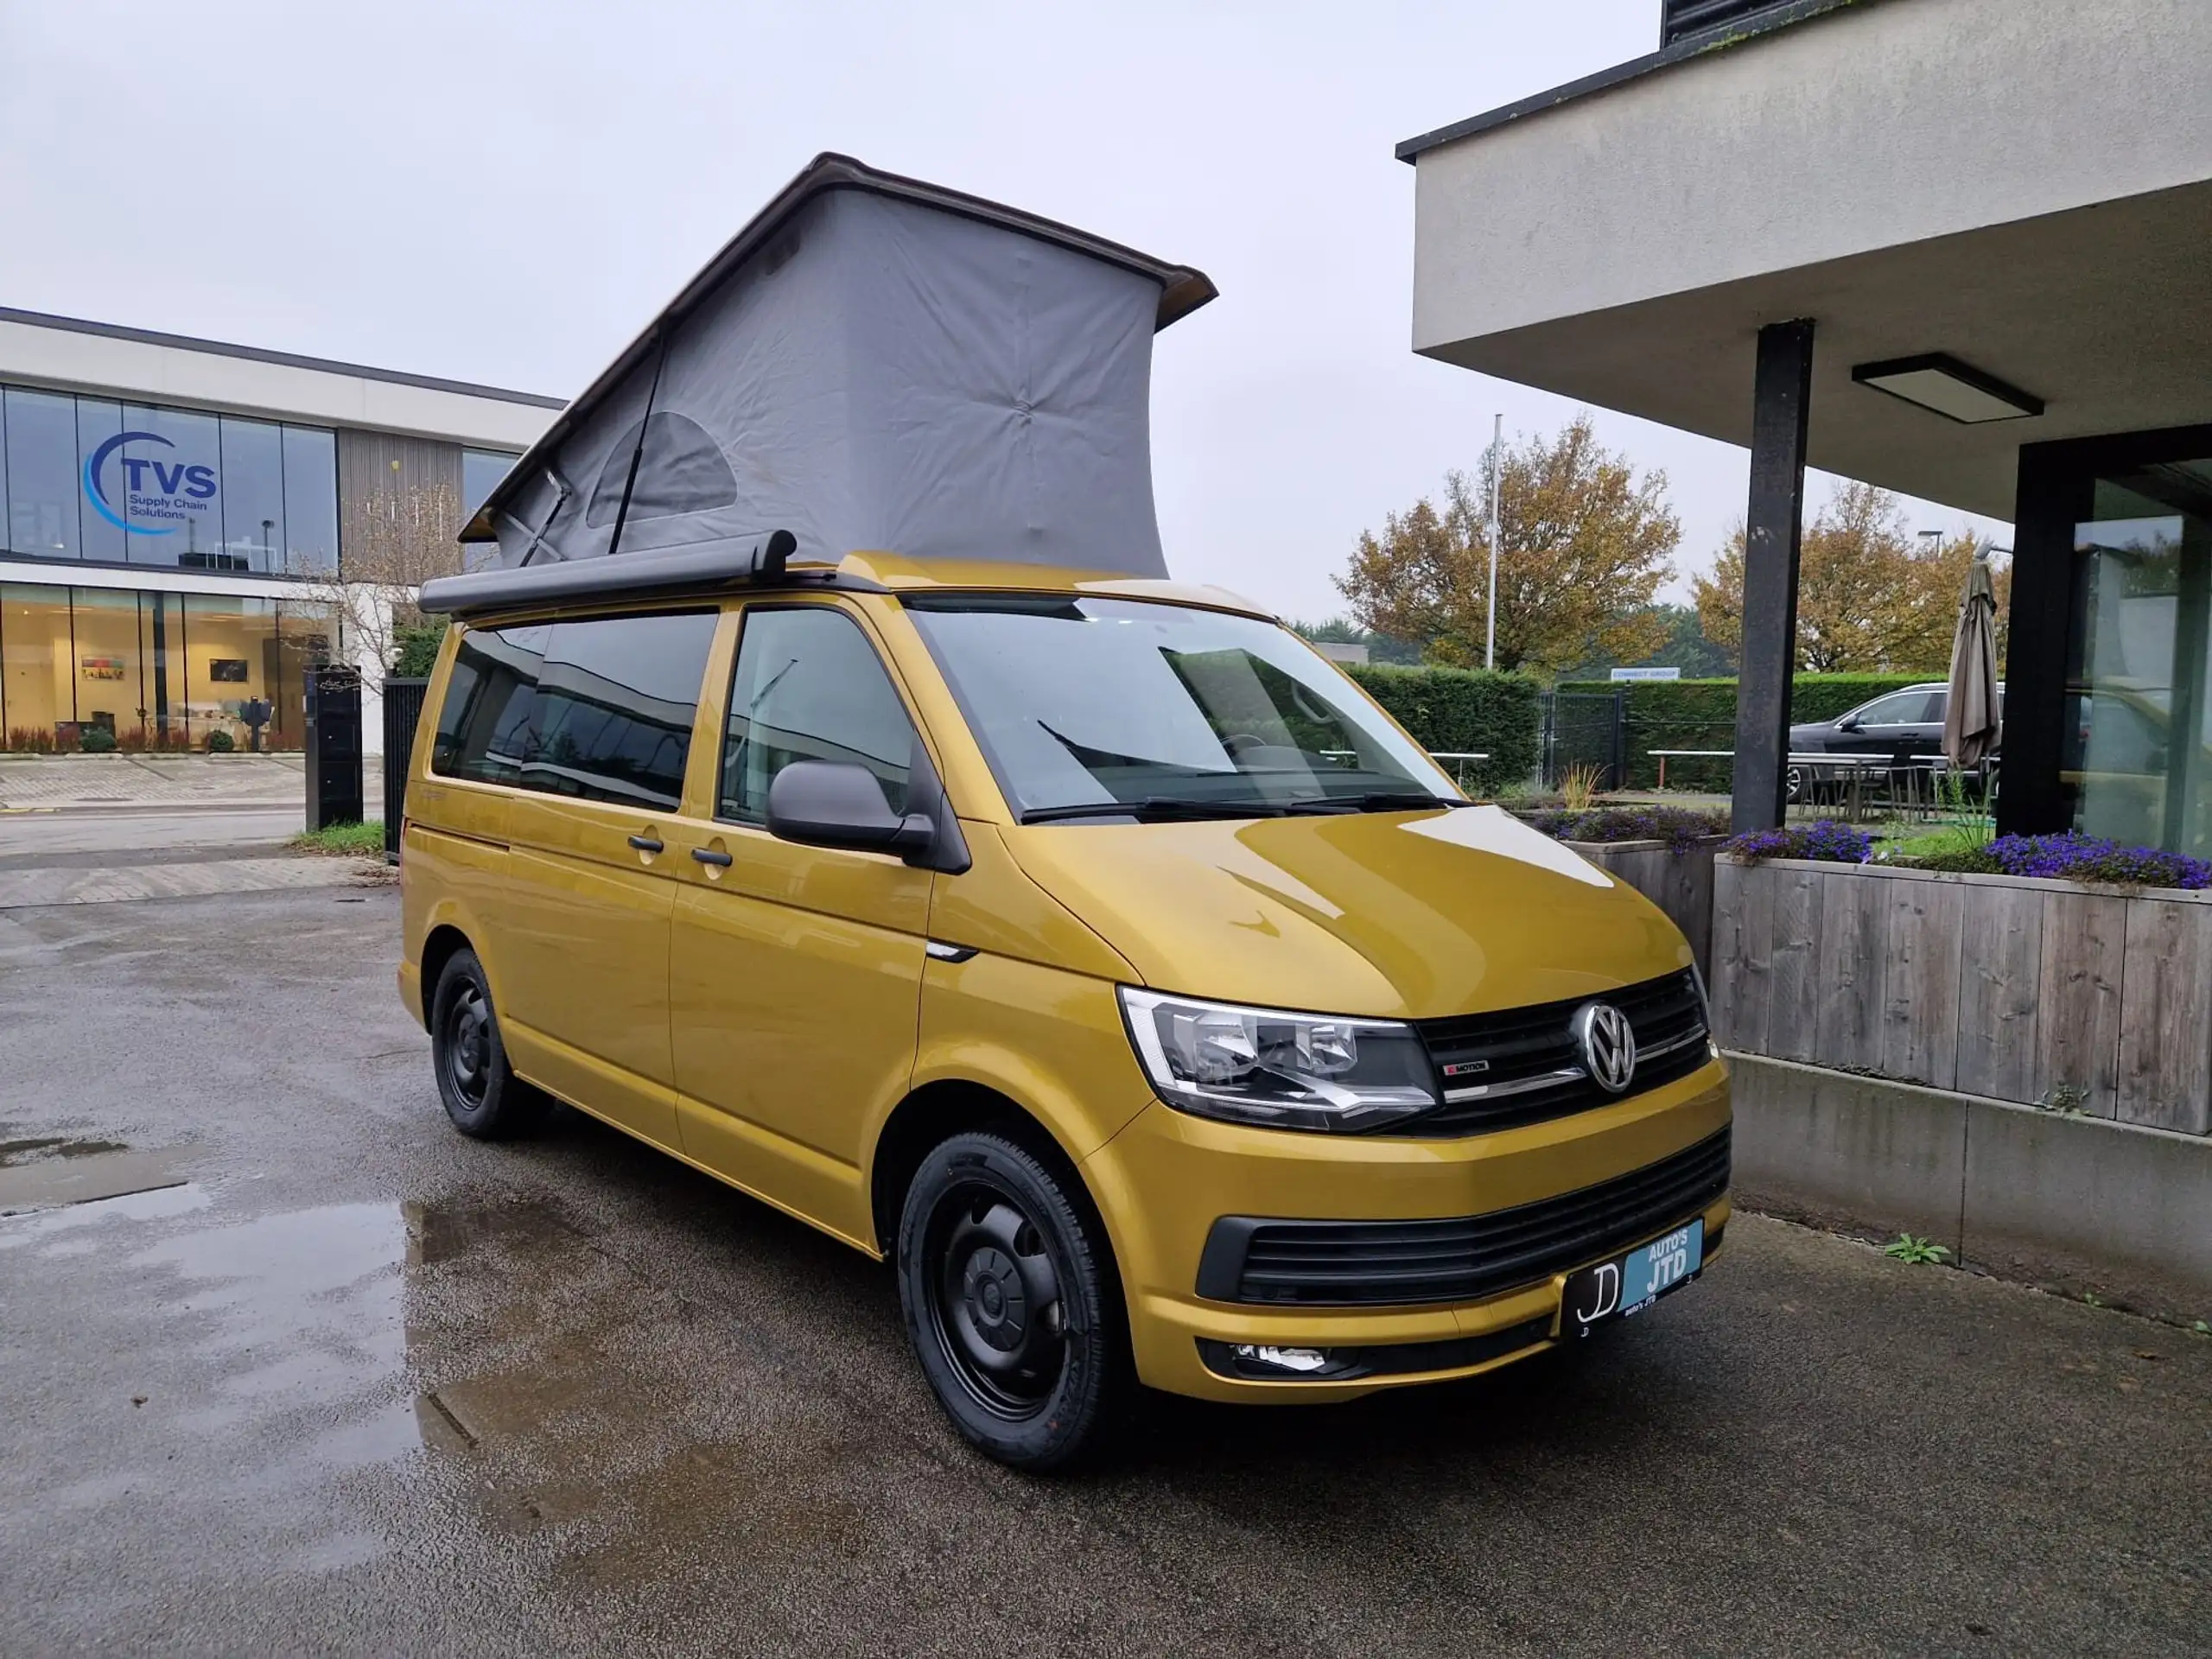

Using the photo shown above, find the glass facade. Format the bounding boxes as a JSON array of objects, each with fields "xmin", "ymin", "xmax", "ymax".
[
  {"xmin": 0, "ymin": 381, "xmax": 339, "ymax": 576},
  {"xmin": 2063, "ymin": 458, "xmax": 2212, "ymax": 854},
  {"xmin": 460, "ymin": 448, "xmax": 516, "ymax": 573},
  {"xmin": 0, "ymin": 582, "xmax": 338, "ymax": 751}
]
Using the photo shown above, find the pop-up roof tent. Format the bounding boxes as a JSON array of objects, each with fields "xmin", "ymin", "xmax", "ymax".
[{"xmin": 459, "ymin": 153, "xmax": 1216, "ymax": 581}]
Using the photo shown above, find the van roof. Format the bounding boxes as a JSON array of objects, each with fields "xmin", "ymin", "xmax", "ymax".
[{"xmin": 418, "ymin": 539, "xmax": 1274, "ymax": 623}]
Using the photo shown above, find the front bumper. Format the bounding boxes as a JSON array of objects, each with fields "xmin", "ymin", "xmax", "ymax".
[{"xmin": 1078, "ymin": 1058, "xmax": 1731, "ymax": 1402}]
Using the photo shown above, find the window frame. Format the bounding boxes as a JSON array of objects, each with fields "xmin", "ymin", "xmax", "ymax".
[
  {"xmin": 427, "ymin": 606, "xmax": 719, "ymax": 807},
  {"xmin": 712, "ymin": 599, "xmax": 925, "ymax": 831}
]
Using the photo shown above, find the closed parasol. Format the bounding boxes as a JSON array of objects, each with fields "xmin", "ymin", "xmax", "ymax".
[{"xmin": 1943, "ymin": 557, "xmax": 2002, "ymax": 768}]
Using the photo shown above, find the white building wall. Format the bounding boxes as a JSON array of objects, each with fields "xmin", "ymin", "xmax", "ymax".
[
  {"xmin": 1411, "ymin": 0, "xmax": 2212, "ymax": 353},
  {"xmin": 0, "ymin": 315, "xmax": 556, "ymax": 449}
]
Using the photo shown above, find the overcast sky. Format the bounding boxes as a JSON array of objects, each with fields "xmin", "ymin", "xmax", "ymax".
[{"xmin": 0, "ymin": 0, "xmax": 2006, "ymax": 621}]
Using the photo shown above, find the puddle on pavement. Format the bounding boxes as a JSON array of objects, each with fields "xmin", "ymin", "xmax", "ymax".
[
  {"xmin": 12, "ymin": 1178, "xmax": 885, "ymax": 1590},
  {"xmin": 0, "ymin": 1179, "xmax": 210, "ymax": 1248},
  {"xmin": 404, "ymin": 1195, "xmax": 569, "ymax": 1265},
  {"xmin": 0, "ymin": 1130, "xmax": 191, "ymax": 1214}
]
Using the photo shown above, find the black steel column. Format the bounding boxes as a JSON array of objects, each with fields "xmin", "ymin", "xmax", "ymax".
[
  {"xmin": 1732, "ymin": 319, "xmax": 1815, "ymax": 833},
  {"xmin": 1994, "ymin": 439, "xmax": 2084, "ymax": 836}
]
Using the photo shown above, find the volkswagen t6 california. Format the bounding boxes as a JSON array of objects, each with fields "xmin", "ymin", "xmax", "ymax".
[{"xmin": 397, "ymin": 541, "xmax": 1731, "ymax": 1469}]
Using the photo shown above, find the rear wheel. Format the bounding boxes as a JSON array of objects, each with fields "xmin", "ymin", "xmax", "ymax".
[
  {"xmin": 429, "ymin": 947, "xmax": 546, "ymax": 1139},
  {"xmin": 897, "ymin": 1131, "xmax": 1130, "ymax": 1471}
]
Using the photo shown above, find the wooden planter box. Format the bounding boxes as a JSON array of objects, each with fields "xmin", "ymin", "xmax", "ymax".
[
  {"xmin": 1565, "ymin": 835, "xmax": 1726, "ymax": 974},
  {"xmin": 1713, "ymin": 856, "xmax": 2212, "ymax": 1135}
]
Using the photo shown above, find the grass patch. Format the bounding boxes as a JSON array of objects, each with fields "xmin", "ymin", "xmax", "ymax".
[{"xmin": 289, "ymin": 819, "xmax": 385, "ymax": 856}]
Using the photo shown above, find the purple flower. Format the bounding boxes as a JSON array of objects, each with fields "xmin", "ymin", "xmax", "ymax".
[
  {"xmin": 1725, "ymin": 820, "xmax": 1873, "ymax": 865},
  {"xmin": 1526, "ymin": 804, "xmax": 1728, "ymax": 854},
  {"xmin": 1984, "ymin": 831, "xmax": 2210, "ymax": 890}
]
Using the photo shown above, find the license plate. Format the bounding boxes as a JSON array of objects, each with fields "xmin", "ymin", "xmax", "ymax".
[{"xmin": 1558, "ymin": 1218, "xmax": 1704, "ymax": 1338}]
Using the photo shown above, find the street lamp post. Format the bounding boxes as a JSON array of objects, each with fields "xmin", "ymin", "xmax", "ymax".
[{"xmin": 1485, "ymin": 413, "xmax": 1502, "ymax": 671}]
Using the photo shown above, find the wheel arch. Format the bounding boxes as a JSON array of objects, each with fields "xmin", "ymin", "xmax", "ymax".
[
  {"xmin": 418, "ymin": 922, "xmax": 475, "ymax": 1023},
  {"xmin": 868, "ymin": 1079, "xmax": 1102, "ymax": 1258}
]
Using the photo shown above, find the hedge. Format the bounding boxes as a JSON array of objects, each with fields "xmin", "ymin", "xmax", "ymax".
[
  {"xmin": 1343, "ymin": 664, "xmax": 1541, "ymax": 792},
  {"xmin": 1554, "ymin": 673, "xmax": 1934, "ymax": 791}
]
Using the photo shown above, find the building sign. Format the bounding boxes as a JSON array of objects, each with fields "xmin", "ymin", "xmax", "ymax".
[
  {"xmin": 82, "ymin": 429, "xmax": 218, "ymax": 537},
  {"xmin": 1610, "ymin": 666, "xmax": 1682, "ymax": 682}
]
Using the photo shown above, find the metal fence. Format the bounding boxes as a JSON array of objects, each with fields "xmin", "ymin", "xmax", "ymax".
[
  {"xmin": 380, "ymin": 677, "xmax": 429, "ymax": 861},
  {"xmin": 1539, "ymin": 690, "xmax": 1627, "ymax": 790}
]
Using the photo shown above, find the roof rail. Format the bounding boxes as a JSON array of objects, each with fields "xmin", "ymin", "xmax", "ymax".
[{"xmin": 418, "ymin": 532, "xmax": 832, "ymax": 620}]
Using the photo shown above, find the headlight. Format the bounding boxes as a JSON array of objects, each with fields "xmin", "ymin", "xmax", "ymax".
[{"xmin": 1117, "ymin": 988, "xmax": 1438, "ymax": 1133}]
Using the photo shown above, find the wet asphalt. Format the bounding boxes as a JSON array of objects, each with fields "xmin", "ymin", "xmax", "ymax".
[{"xmin": 2, "ymin": 887, "xmax": 2209, "ymax": 1657}]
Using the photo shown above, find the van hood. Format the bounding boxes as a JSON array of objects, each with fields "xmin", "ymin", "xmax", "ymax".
[{"xmin": 1004, "ymin": 804, "xmax": 1690, "ymax": 1020}]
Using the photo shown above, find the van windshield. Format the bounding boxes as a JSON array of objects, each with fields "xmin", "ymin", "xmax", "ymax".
[{"xmin": 902, "ymin": 594, "xmax": 1459, "ymax": 820}]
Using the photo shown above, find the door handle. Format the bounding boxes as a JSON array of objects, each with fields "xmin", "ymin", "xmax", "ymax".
[
  {"xmin": 691, "ymin": 847, "xmax": 734, "ymax": 868},
  {"xmin": 627, "ymin": 834, "xmax": 664, "ymax": 854}
]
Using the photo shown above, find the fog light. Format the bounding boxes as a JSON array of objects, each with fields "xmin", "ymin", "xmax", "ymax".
[{"xmin": 1234, "ymin": 1344, "xmax": 1332, "ymax": 1373}]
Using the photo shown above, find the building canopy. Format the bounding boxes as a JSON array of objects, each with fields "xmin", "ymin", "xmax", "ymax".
[{"xmin": 461, "ymin": 154, "xmax": 1215, "ymax": 579}]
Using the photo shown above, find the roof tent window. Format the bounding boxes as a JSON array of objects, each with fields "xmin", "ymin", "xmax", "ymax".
[{"xmin": 584, "ymin": 412, "xmax": 738, "ymax": 528}]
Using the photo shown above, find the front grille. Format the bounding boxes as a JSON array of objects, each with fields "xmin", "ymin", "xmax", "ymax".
[
  {"xmin": 1198, "ymin": 1126, "xmax": 1730, "ymax": 1307},
  {"xmin": 1402, "ymin": 969, "xmax": 1711, "ymax": 1135}
]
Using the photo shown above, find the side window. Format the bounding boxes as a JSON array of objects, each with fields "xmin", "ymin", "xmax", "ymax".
[
  {"xmin": 431, "ymin": 623, "xmax": 550, "ymax": 786},
  {"xmin": 1857, "ymin": 691, "xmax": 1935, "ymax": 726},
  {"xmin": 524, "ymin": 612, "xmax": 718, "ymax": 809},
  {"xmin": 720, "ymin": 607, "xmax": 914, "ymax": 823}
]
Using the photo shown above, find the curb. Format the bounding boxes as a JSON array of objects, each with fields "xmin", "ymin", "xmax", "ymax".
[{"xmin": 0, "ymin": 800, "xmax": 305, "ymax": 817}]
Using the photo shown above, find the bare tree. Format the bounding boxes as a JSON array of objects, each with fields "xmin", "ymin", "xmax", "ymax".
[{"xmin": 287, "ymin": 481, "xmax": 466, "ymax": 675}]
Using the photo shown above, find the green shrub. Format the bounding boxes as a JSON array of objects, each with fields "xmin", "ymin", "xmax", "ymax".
[
  {"xmin": 1342, "ymin": 664, "xmax": 1540, "ymax": 794},
  {"xmin": 1554, "ymin": 673, "xmax": 1935, "ymax": 791},
  {"xmin": 206, "ymin": 728, "xmax": 236, "ymax": 753},
  {"xmin": 392, "ymin": 621, "xmax": 447, "ymax": 680},
  {"xmin": 77, "ymin": 725, "xmax": 118, "ymax": 753}
]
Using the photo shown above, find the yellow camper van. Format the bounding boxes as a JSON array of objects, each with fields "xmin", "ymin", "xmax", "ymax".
[{"xmin": 396, "ymin": 156, "xmax": 1727, "ymax": 1468}]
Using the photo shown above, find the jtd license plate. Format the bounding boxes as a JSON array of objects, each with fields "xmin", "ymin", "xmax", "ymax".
[{"xmin": 1558, "ymin": 1218, "xmax": 1704, "ymax": 1338}]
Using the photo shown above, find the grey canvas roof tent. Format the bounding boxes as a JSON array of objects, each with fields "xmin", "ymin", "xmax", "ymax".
[{"xmin": 458, "ymin": 153, "xmax": 1216, "ymax": 582}]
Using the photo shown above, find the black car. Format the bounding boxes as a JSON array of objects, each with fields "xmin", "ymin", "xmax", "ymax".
[{"xmin": 1785, "ymin": 682, "xmax": 2004, "ymax": 804}]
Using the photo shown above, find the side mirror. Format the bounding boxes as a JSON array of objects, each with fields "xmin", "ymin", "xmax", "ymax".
[
  {"xmin": 1839, "ymin": 714, "xmax": 1862, "ymax": 732},
  {"xmin": 766, "ymin": 760, "xmax": 937, "ymax": 861}
]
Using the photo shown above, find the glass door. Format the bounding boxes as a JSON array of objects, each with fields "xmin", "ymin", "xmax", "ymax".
[{"xmin": 2064, "ymin": 459, "xmax": 2212, "ymax": 854}]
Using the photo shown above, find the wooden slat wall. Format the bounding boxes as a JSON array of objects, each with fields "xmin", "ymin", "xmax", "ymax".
[
  {"xmin": 1713, "ymin": 861, "xmax": 2212, "ymax": 1135},
  {"xmin": 337, "ymin": 430, "xmax": 463, "ymax": 575},
  {"xmin": 1574, "ymin": 838, "xmax": 1719, "ymax": 976}
]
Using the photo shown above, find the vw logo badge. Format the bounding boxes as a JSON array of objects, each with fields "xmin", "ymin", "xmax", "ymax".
[{"xmin": 1572, "ymin": 1001, "xmax": 1637, "ymax": 1093}]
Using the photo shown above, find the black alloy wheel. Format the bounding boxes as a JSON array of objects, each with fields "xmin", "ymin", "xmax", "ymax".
[
  {"xmin": 898, "ymin": 1131, "xmax": 1130, "ymax": 1471},
  {"xmin": 429, "ymin": 948, "xmax": 545, "ymax": 1140}
]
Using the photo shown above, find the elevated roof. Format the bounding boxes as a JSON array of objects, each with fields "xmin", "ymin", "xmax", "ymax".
[{"xmin": 462, "ymin": 152, "xmax": 1216, "ymax": 550}]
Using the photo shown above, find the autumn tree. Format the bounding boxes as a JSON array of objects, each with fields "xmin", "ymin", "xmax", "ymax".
[
  {"xmin": 1336, "ymin": 416, "xmax": 1679, "ymax": 677},
  {"xmin": 1693, "ymin": 480, "xmax": 2010, "ymax": 672}
]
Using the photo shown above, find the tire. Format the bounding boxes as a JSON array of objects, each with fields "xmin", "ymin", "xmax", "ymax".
[
  {"xmin": 429, "ymin": 947, "xmax": 546, "ymax": 1140},
  {"xmin": 897, "ymin": 1130, "xmax": 1132, "ymax": 1471},
  {"xmin": 1784, "ymin": 764, "xmax": 1804, "ymax": 805}
]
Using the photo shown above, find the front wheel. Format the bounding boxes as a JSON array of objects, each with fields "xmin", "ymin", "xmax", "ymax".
[{"xmin": 897, "ymin": 1131, "xmax": 1131, "ymax": 1471}]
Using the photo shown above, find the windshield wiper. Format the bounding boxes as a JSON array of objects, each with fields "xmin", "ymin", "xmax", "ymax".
[
  {"xmin": 1281, "ymin": 791, "xmax": 1471, "ymax": 815},
  {"xmin": 1019, "ymin": 797, "xmax": 1288, "ymax": 824}
]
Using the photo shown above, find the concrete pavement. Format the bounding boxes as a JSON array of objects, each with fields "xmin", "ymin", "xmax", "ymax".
[
  {"xmin": 3, "ymin": 887, "xmax": 2209, "ymax": 1656},
  {"xmin": 0, "ymin": 751, "xmax": 383, "ymax": 811}
]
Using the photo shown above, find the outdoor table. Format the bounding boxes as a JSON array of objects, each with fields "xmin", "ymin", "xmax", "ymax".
[{"xmin": 1645, "ymin": 749, "xmax": 1903, "ymax": 821}]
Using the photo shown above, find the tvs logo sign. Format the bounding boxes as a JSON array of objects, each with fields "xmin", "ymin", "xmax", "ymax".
[{"xmin": 83, "ymin": 430, "xmax": 217, "ymax": 537}]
